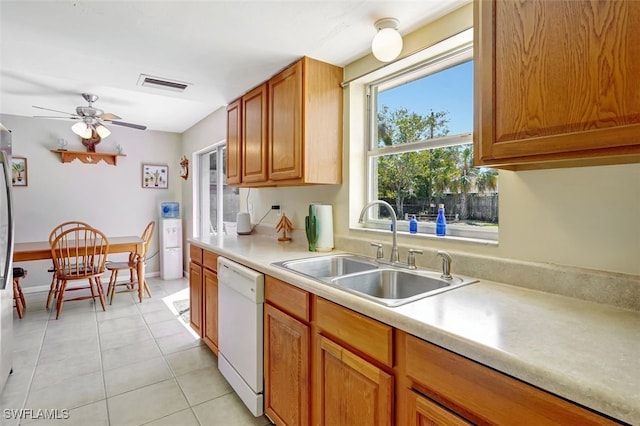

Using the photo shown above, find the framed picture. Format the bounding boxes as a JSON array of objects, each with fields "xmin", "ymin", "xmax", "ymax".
[
  {"xmin": 142, "ymin": 164, "xmax": 168, "ymax": 189},
  {"xmin": 11, "ymin": 157, "xmax": 27, "ymax": 187}
]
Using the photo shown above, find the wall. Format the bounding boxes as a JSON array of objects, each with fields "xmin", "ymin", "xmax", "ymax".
[
  {"xmin": 180, "ymin": 106, "xmax": 227, "ymax": 266},
  {"xmin": 1, "ymin": 114, "xmax": 182, "ymax": 290},
  {"xmin": 195, "ymin": 4, "xmax": 639, "ymax": 277}
]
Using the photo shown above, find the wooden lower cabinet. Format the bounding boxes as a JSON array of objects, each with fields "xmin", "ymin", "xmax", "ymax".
[
  {"xmin": 188, "ymin": 260, "xmax": 202, "ymax": 337},
  {"xmin": 406, "ymin": 389, "xmax": 471, "ymax": 426},
  {"xmin": 202, "ymin": 268, "xmax": 218, "ymax": 354},
  {"xmin": 399, "ymin": 331, "xmax": 618, "ymax": 425},
  {"xmin": 258, "ymin": 277, "xmax": 620, "ymax": 425},
  {"xmin": 189, "ymin": 246, "xmax": 218, "ymax": 349},
  {"xmin": 311, "ymin": 296, "xmax": 394, "ymax": 425},
  {"xmin": 314, "ymin": 334, "xmax": 393, "ymax": 426},
  {"xmin": 264, "ymin": 304, "xmax": 310, "ymax": 426}
]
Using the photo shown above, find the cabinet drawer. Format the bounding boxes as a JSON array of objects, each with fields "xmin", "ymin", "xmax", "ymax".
[
  {"xmin": 314, "ymin": 297, "xmax": 392, "ymax": 367},
  {"xmin": 403, "ymin": 332, "xmax": 617, "ymax": 425},
  {"xmin": 203, "ymin": 251, "xmax": 219, "ymax": 272},
  {"xmin": 266, "ymin": 276, "xmax": 310, "ymax": 322},
  {"xmin": 190, "ymin": 245, "xmax": 203, "ymax": 264}
]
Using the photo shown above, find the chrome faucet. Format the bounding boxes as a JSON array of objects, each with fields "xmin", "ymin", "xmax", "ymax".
[
  {"xmin": 437, "ymin": 251, "xmax": 453, "ymax": 280},
  {"xmin": 407, "ymin": 248, "xmax": 423, "ymax": 269},
  {"xmin": 359, "ymin": 200, "xmax": 399, "ymax": 263}
]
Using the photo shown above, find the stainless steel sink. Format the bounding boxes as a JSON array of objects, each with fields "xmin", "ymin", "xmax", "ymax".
[
  {"xmin": 274, "ymin": 254, "xmax": 378, "ymax": 281},
  {"xmin": 330, "ymin": 268, "xmax": 476, "ymax": 307},
  {"xmin": 272, "ymin": 253, "xmax": 478, "ymax": 307}
]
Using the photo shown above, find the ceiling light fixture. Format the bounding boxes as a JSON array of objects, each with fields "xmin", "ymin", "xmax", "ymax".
[
  {"xmin": 71, "ymin": 120, "xmax": 111, "ymax": 139},
  {"xmin": 95, "ymin": 124, "xmax": 111, "ymax": 139},
  {"xmin": 71, "ymin": 121, "xmax": 92, "ymax": 139},
  {"xmin": 371, "ymin": 17, "xmax": 403, "ymax": 63}
]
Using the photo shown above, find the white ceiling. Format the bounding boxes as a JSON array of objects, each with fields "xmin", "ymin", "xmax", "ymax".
[{"xmin": 0, "ymin": 0, "xmax": 468, "ymax": 133}]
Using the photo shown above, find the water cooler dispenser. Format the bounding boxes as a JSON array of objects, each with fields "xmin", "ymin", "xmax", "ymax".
[{"xmin": 159, "ymin": 202, "xmax": 183, "ymax": 280}]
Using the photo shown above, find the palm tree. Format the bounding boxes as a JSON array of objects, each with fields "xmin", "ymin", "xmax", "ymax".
[
  {"xmin": 476, "ymin": 168, "xmax": 498, "ymax": 194},
  {"xmin": 376, "ymin": 106, "xmax": 450, "ymax": 216},
  {"xmin": 451, "ymin": 145, "xmax": 476, "ymax": 219}
]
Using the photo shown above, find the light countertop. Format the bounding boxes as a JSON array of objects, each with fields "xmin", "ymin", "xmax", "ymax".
[{"xmin": 190, "ymin": 234, "xmax": 640, "ymax": 424}]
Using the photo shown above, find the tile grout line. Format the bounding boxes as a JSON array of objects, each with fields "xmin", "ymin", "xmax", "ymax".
[
  {"xmin": 13, "ymin": 302, "xmax": 52, "ymax": 425},
  {"xmin": 94, "ymin": 293, "xmax": 112, "ymax": 426},
  {"xmin": 135, "ymin": 292, "xmax": 205, "ymax": 425}
]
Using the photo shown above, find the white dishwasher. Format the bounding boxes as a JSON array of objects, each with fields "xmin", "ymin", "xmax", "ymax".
[{"xmin": 217, "ymin": 256, "xmax": 265, "ymax": 416}]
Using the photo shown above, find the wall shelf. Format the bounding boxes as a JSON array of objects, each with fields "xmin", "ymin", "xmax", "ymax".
[{"xmin": 51, "ymin": 150, "xmax": 126, "ymax": 166}]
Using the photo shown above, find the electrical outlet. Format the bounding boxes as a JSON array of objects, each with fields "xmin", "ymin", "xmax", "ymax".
[
  {"xmin": 248, "ymin": 203, "xmax": 254, "ymax": 217},
  {"xmin": 272, "ymin": 204, "xmax": 282, "ymax": 216}
]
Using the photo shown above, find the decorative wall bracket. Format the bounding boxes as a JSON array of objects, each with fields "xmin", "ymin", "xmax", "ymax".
[{"xmin": 51, "ymin": 150, "xmax": 126, "ymax": 166}]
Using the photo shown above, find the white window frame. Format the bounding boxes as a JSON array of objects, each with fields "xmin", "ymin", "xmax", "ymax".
[{"xmin": 352, "ymin": 28, "xmax": 498, "ymax": 243}]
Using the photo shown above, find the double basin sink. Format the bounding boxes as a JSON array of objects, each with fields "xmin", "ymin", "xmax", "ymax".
[{"xmin": 272, "ymin": 253, "xmax": 478, "ymax": 307}]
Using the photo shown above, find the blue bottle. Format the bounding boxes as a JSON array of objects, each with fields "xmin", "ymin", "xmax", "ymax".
[
  {"xmin": 436, "ymin": 204, "xmax": 446, "ymax": 236},
  {"xmin": 409, "ymin": 215, "xmax": 418, "ymax": 234}
]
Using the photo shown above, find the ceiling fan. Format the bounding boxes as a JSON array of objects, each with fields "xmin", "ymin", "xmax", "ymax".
[{"xmin": 33, "ymin": 93, "xmax": 146, "ymax": 139}]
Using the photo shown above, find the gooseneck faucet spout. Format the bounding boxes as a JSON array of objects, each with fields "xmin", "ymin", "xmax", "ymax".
[{"xmin": 359, "ymin": 200, "xmax": 399, "ymax": 263}]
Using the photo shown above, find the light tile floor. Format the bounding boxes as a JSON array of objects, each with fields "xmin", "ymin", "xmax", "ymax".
[{"xmin": 1, "ymin": 277, "xmax": 272, "ymax": 426}]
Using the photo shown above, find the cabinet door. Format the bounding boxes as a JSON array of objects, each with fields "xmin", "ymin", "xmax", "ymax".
[
  {"xmin": 202, "ymin": 268, "xmax": 218, "ymax": 354},
  {"xmin": 269, "ymin": 60, "xmax": 303, "ymax": 181},
  {"xmin": 406, "ymin": 389, "xmax": 471, "ymax": 426},
  {"xmin": 226, "ymin": 98, "xmax": 242, "ymax": 184},
  {"xmin": 264, "ymin": 304, "xmax": 310, "ymax": 426},
  {"xmin": 475, "ymin": 0, "xmax": 640, "ymax": 168},
  {"xmin": 314, "ymin": 334, "xmax": 393, "ymax": 426},
  {"xmin": 188, "ymin": 262, "xmax": 203, "ymax": 337},
  {"xmin": 242, "ymin": 83, "xmax": 269, "ymax": 183}
]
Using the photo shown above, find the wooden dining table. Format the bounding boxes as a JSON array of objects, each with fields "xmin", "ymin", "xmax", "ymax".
[{"xmin": 13, "ymin": 236, "xmax": 147, "ymax": 303}]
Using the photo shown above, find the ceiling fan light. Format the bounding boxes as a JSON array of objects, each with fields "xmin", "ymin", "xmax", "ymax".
[
  {"xmin": 95, "ymin": 124, "xmax": 111, "ymax": 139},
  {"xmin": 372, "ymin": 18, "xmax": 403, "ymax": 62},
  {"xmin": 71, "ymin": 121, "xmax": 92, "ymax": 138}
]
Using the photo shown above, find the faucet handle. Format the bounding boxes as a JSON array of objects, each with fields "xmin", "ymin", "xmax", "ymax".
[
  {"xmin": 369, "ymin": 242, "xmax": 384, "ymax": 259},
  {"xmin": 407, "ymin": 248, "xmax": 423, "ymax": 269},
  {"xmin": 437, "ymin": 251, "xmax": 453, "ymax": 279}
]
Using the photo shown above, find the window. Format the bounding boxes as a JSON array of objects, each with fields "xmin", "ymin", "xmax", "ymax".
[
  {"xmin": 364, "ymin": 35, "xmax": 498, "ymax": 242},
  {"xmin": 196, "ymin": 142, "xmax": 240, "ymax": 237}
]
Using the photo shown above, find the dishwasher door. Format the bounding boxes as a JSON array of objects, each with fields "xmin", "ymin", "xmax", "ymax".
[{"xmin": 217, "ymin": 256, "xmax": 265, "ymax": 416}]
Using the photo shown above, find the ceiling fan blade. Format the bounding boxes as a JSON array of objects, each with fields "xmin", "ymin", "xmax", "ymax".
[
  {"xmin": 110, "ymin": 121, "xmax": 147, "ymax": 130},
  {"xmin": 33, "ymin": 115, "xmax": 79, "ymax": 120},
  {"xmin": 99, "ymin": 112, "xmax": 122, "ymax": 121},
  {"xmin": 32, "ymin": 105, "xmax": 76, "ymax": 116}
]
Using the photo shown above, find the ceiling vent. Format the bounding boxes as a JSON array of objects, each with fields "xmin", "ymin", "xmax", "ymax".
[{"xmin": 137, "ymin": 74, "xmax": 190, "ymax": 92}]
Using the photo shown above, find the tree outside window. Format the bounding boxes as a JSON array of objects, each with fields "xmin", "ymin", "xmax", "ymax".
[{"xmin": 367, "ymin": 52, "xmax": 498, "ymax": 239}]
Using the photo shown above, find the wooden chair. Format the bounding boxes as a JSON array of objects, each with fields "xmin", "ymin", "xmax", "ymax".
[
  {"xmin": 50, "ymin": 226, "xmax": 109, "ymax": 319},
  {"xmin": 46, "ymin": 221, "xmax": 91, "ymax": 309},
  {"xmin": 12, "ymin": 267, "xmax": 27, "ymax": 319},
  {"xmin": 106, "ymin": 221, "xmax": 155, "ymax": 304}
]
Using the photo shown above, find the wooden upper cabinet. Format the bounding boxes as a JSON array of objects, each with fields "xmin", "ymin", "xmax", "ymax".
[
  {"xmin": 242, "ymin": 83, "xmax": 269, "ymax": 183},
  {"xmin": 226, "ymin": 56, "xmax": 343, "ymax": 186},
  {"xmin": 269, "ymin": 57, "xmax": 343, "ymax": 185},
  {"xmin": 474, "ymin": 0, "xmax": 640, "ymax": 169},
  {"xmin": 226, "ymin": 98, "xmax": 242, "ymax": 185},
  {"xmin": 269, "ymin": 60, "xmax": 303, "ymax": 181}
]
